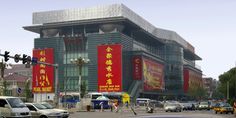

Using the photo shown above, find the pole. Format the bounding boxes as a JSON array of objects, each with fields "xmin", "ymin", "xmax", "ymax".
[
  {"xmin": 227, "ymin": 81, "xmax": 229, "ymax": 100},
  {"xmin": 54, "ymin": 64, "xmax": 59, "ymax": 108},
  {"xmin": 79, "ymin": 61, "xmax": 82, "ymax": 98}
]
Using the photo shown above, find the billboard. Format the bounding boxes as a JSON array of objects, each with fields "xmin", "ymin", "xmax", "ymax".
[
  {"xmin": 143, "ymin": 58, "xmax": 164, "ymax": 91},
  {"xmin": 183, "ymin": 68, "xmax": 203, "ymax": 93},
  {"xmin": 97, "ymin": 44, "xmax": 122, "ymax": 92},
  {"xmin": 132, "ymin": 56, "xmax": 142, "ymax": 80},
  {"xmin": 32, "ymin": 48, "xmax": 54, "ymax": 93}
]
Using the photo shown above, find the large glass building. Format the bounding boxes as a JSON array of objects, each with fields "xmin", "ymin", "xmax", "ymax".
[{"xmin": 24, "ymin": 4, "xmax": 202, "ymax": 101}]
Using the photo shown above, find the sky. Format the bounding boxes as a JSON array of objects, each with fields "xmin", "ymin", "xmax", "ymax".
[{"xmin": 0, "ymin": 0, "xmax": 236, "ymax": 80}]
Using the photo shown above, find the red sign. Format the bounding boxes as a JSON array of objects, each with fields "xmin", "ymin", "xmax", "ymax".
[
  {"xmin": 183, "ymin": 68, "xmax": 203, "ymax": 93},
  {"xmin": 143, "ymin": 58, "xmax": 164, "ymax": 91},
  {"xmin": 132, "ymin": 56, "xmax": 142, "ymax": 80},
  {"xmin": 32, "ymin": 48, "xmax": 54, "ymax": 93},
  {"xmin": 97, "ymin": 44, "xmax": 122, "ymax": 92},
  {"xmin": 183, "ymin": 69, "xmax": 189, "ymax": 93}
]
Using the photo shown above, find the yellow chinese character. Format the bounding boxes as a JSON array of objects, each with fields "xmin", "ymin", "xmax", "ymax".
[
  {"xmin": 40, "ymin": 69, "xmax": 45, "ymax": 74},
  {"xmin": 105, "ymin": 60, "xmax": 112, "ymax": 65},
  {"xmin": 106, "ymin": 79, "xmax": 112, "ymax": 85},
  {"xmin": 40, "ymin": 64, "xmax": 46, "ymax": 68},
  {"xmin": 40, "ymin": 50, "xmax": 46, "ymax": 56},
  {"xmin": 106, "ymin": 73, "xmax": 113, "ymax": 78},
  {"xmin": 106, "ymin": 66, "xmax": 112, "ymax": 72},
  {"xmin": 40, "ymin": 57, "xmax": 46, "ymax": 62},
  {"xmin": 106, "ymin": 47, "xmax": 112, "ymax": 52},
  {"xmin": 106, "ymin": 53, "xmax": 112, "ymax": 59}
]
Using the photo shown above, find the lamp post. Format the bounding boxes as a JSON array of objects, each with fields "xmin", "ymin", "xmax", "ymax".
[{"xmin": 71, "ymin": 57, "xmax": 89, "ymax": 98}]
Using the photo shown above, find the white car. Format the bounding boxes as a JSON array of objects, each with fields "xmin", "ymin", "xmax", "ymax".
[
  {"xmin": 25, "ymin": 103, "xmax": 63, "ymax": 118},
  {"xmin": 40, "ymin": 102, "xmax": 69, "ymax": 118},
  {"xmin": 198, "ymin": 102, "xmax": 210, "ymax": 110},
  {"xmin": 0, "ymin": 96, "xmax": 31, "ymax": 118},
  {"xmin": 164, "ymin": 103, "xmax": 182, "ymax": 112}
]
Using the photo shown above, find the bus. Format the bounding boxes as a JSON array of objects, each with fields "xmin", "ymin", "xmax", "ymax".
[
  {"xmin": 60, "ymin": 92, "xmax": 80, "ymax": 108},
  {"xmin": 83, "ymin": 92, "xmax": 103, "ymax": 100}
]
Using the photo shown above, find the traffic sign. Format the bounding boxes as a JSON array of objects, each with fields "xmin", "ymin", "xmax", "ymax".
[{"xmin": 17, "ymin": 88, "xmax": 22, "ymax": 94}]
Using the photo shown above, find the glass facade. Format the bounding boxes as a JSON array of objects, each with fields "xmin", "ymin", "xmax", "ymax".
[{"xmin": 26, "ymin": 4, "xmax": 202, "ymax": 99}]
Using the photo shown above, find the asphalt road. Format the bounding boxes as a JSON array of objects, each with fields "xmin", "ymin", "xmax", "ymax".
[{"xmin": 69, "ymin": 108, "xmax": 236, "ymax": 118}]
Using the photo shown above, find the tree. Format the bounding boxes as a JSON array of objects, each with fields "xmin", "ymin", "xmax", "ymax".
[
  {"xmin": 218, "ymin": 67, "xmax": 236, "ymax": 99},
  {"xmin": 24, "ymin": 79, "xmax": 31, "ymax": 102},
  {"xmin": 187, "ymin": 86, "xmax": 207, "ymax": 100},
  {"xmin": 3, "ymin": 80, "xmax": 8, "ymax": 96}
]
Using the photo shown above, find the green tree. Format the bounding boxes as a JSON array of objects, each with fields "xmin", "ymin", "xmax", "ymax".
[
  {"xmin": 24, "ymin": 79, "xmax": 31, "ymax": 102},
  {"xmin": 3, "ymin": 80, "xmax": 8, "ymax": 96},
  {"xmin": 218, "ymin": 67, "xmax": 236, "ymax": 99},
  {"xmin": 187, "ymin": 86, "xmax": 207, "ymax": 100}
]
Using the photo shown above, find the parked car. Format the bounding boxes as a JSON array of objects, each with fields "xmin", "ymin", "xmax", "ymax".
[
  {"xmin": 164, "ymin": 103, "xmax": 182, "ymax": 112},
  {"xmin": 197, "ymin": 101, "xmax": 210, "ymax": 110},
  {"xmin": 214, "ymin": 102, "xmax": 234, "ymax": 114},
  {"xmin": 25, "ymin": 103, "xmax": 63, "ymax": 118},
  {"xmin": 40, "ymin": 102, "xmax": 69, "ymax": 118},
  {"xmin": 0, "ymin": 96, "xmax": 31, "ymax": 118}
]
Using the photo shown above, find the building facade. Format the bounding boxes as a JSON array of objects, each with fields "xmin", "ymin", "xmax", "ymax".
[{"xmin": 24, "ymin": 4, "xmax": 202, "ymax": 101}]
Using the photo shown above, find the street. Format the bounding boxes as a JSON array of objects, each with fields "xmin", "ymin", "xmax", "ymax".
[{"xmin": 69, "ymin": 108, "xmax": 235, "ymax": 118}]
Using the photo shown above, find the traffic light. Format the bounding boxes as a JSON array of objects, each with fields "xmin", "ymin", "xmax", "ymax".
[
  {"xmin": 31, "ymin": 57, "xmax": 38, "ymax": 65},
  {"xmin": 14, "ymin": 54, "xmax": 20, "ymax": 63},
  {"xmin": 22, "ymin": 54, "xmax": 27, "ymax": 64},
  {"xmin": 26, "ymin": 56, "xmax": 31, "ymax": 64},
  {"xmin": 4, "ymin": 51, "xmax": 10, "ymax": 62}
]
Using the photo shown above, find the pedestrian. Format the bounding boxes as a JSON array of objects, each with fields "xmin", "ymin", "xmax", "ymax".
[
  {"xmin": 125, "ymin": 101, "xmax": 129, "ymax": 108},
  {"xmin": 233, "ymin": 100, "xmax": 236, "ymax": 116},
  {"xmin": 109, "ymin": 100, "xmax": 113, "ymax": 112},
  {"xmin": 99, "ymin": 101, "xmax": 104, "ymax": 112},
  {"xmin": 113, "ymin": 101, "xmax": 119, "ymax": 113}
]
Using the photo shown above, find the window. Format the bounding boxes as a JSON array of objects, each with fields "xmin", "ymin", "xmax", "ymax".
[{"xmin": 0, "ymin": 99, "xmax": 7, "ymax": 107}]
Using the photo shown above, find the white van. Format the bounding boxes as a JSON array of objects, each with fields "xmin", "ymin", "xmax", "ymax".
[{"xmin": 0, "ymin": 96, "xmax": 31, "ymax": 118}]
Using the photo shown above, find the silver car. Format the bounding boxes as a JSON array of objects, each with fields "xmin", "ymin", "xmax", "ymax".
[
  {"xmin": 40, "ymin": 102, "xmax": 69, "ymax": 118},
  {"xmin": 25, "ymin": 103, "xmax": 63, "ymax": 118},
  {"xmin": 164, "ymin": 103, "xmax": 182, "ymax": 112}
]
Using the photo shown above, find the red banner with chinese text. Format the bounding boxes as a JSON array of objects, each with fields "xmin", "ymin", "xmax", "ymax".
[
  {"xmin": 97, "ymin": 44, "xmax": 122, "ymax": 92},
  {"xmin": 132, "ymin": 56, "xmax": 142, "ymax": 80},
  {"xmin": 32, "ymin": 48, "xmax": 54, "ymax": 93}
]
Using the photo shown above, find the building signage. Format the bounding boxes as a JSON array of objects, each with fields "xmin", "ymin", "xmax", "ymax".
[
  {"xmin": 143, "ymin": 58, "xmax": 164, "ymax": 91},
  {"xmin": 32, "ymin": 48, "xmax": 54, "ymax": 93},
  {"xmin": 183, "ymin": 68, "xmax": 203, "ymax": 93},
  {"xmin": 132, "ymin": 56, "xmax": 142, "ymax": 80},
  {"xmin": 97, "ymin": 44, "xmax": 122, "ymax": 92}
]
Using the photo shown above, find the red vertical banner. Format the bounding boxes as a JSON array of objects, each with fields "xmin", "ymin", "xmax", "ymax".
[
  {"xmin": 132, "ymin": 56, "xmax": 142, "ymax": 80},
  {"xmin": 183, "ymin": 69, "xmax": 189, "ymax": 93},
  {"xmin": 32, "ymin": 48, "xmax": 54, "ymax": 93},
  {"xmin": 97, "ymin": 44, "xmax": 122, "ymax": 92}
]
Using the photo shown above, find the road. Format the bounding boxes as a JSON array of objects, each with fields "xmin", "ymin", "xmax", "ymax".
[{"xmin": 69, "ymin": 108, "xmax": 236, "ymax": 118}]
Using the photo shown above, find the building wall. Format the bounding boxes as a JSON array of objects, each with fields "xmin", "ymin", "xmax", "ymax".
[
  {"xmin": 164, "ymin": 41, "xmax": 184, "ymax": 93},
  {"xmin": 87, "ymin": 32, "xmax": 133, "ymax": 92}
]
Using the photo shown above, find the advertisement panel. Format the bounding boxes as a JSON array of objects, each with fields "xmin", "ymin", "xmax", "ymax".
[
  {"xmin": 183, "ymin": 69, "xmax": 189, "ymax": 93},
  {"xmin": 132, "ymin": 56, "xmax": 142, "ymax": 80},
  {"xmin": 32, "ymin": 48, "xmax": 54, "ymax": 93},
  {"xmin": 143, "ymin": 58, "xmax": 164, "ymax": 91},
  {"xmin": 183, "ymin": 68, "xmax": 203, "ymax": 93},
  {"xmin": 97, "ymin": 44, "xmax": 122, "ymax": 92}
]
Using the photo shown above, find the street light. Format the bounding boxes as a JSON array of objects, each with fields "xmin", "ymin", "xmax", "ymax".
[{"xmin": 71, "ymin": 57, "xmax": 89, "ymax": 98}]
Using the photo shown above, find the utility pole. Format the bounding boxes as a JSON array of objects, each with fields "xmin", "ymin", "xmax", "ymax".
[
  {"xmin": 227, "ymin": 81, "xmax": 229, "ymax": 100},
  {"xmin": 0, "ymin": 59, "xmax": 5, "ymax": 96}
]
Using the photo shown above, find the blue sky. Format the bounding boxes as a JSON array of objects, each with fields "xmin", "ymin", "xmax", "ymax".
[{"xmin": 1, "ymin": 0, "xmax": 236, "ymax": 79}]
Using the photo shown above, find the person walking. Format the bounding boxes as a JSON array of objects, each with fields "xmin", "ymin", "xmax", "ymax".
[
  {"xmin": 233, "ymin": 100, "xmax": 236, "ymax": 116},
  {"xmin": 99, "ymin": 101, "xmax": 104, "ymax": 112}
]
